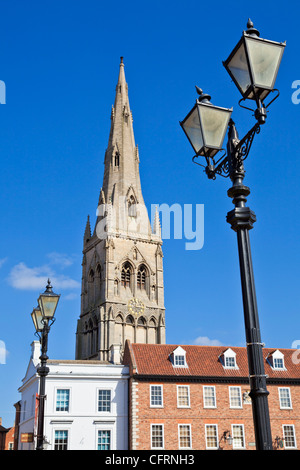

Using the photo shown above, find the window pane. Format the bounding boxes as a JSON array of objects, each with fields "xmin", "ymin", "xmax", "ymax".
[
  {"xmin": 54, "ymin": 430, "xmax": 68, "ymax": 450},
  {"xmin": 206, "ymin": 425, "xmax": 218, "ymax": 449},
  {"xmin": 98, "ymin": 430, "xmax": 111, "ymax": 450},
  {"xmin": 151, "ymin": 385, "xmax": 163, "ymax": 407},
  {"xmin": 177, "ymin": 386, "xmax": 190, "ymax": 407},
  {"xmin": 151, "ymin": 425, "xmax": 164, "ymax": 449},
  {"xmin": 283, "ymin": 425, "xmax": 296, "ymax": 449},
  {"xmin": 179, "ymin": 425, "xmax": 191, "ymax": 449},
  {"xmin": 274, "ymin": 358, "xmax": 284, "ymax": 369},
  {"xmin": 230, "ymin": 387, "xmax": 242, "ymax": 408},
  {"xmin": 198, "ymin": 105, "xmax": 231, "ymax": 149},
  {"xmin": 232, "ymin": 425, "xmax": 244, "ymax": 449},
  {"xmin": 279, "ymin": 388, "xmax": 291, "ymax": 408},
  {"xmin": 182, "ymin": 106, "xmax": 204, "ymax": 154},
  {"xmin": 225, "ymin": 356, "xmax": 235, "ymax": 368},
  {"xmin": 204, "ymin": 386, "xmax": 216, "ymax": 407},
  {"xmin": 98, "ymin": 390, "xmax": 111, "ymax": 412},
  {"xmin": 175, "ymin": 355, "xmax": 185, "ymax": 366},
  {"xmin": 56, "ymin": 389, "xmax": 70, "ymax": 412},
  {"xmin": 227, "ymin": 42, "xmax": 251, "ymax": 93},
  {"xmin": 246, "ymin": 37, "xmax": 284, "ymax": 89}
]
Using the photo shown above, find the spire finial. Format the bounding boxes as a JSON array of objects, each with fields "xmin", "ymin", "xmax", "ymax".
[{"xmin": 120, "ymin": 56, "xmax": 124, "ymax": 66}]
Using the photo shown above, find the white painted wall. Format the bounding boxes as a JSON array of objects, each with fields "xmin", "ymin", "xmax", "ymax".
[{"xmin": 18, "ymin": 342, "xmax": 129, "ymax": 450}]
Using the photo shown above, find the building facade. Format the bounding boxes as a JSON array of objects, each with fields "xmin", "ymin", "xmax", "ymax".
[
  {"xmin": 123, "ymin": 342, "xmax": 300, "ymax": 450},
  {"xmin": 75, "ymin": 58, "xmax": 166, "ymax": 362},
  {"xmin": 0, "ymin": 418, "xmax": 14, "ymax": 450},
  {"xmin": 17, "ymin": 342, "xmax": 129, "ymax": 450}
]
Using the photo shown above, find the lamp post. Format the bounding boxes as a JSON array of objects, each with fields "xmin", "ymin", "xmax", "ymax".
[
  {"xmin": 31, "ymin": 279, "xmax": 60, "ymax": 450},
  {"xmin": 180, "ymin": 19, "xmax": 285, "ymax": 450}
]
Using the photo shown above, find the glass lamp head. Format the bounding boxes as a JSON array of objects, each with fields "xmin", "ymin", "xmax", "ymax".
[
  {"xmin": 37, "ymin": 279, "xmax": 60, "ymax": 321},
  {"xmin": 180, "ymin": 88, "xmax": 232, "ymax": 159},
  {"xmin": 31, "ymin": 306, "xmax": 44, "ymax": 333},
  {"xmin": 223, "ymin": 19, "xmax": 285, "ymax": 103}
]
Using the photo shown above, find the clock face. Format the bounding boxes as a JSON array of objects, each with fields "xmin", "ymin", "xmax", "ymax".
[{"xmin": 128, "ymin": 297, "xmax": 145, "ymax": 316}]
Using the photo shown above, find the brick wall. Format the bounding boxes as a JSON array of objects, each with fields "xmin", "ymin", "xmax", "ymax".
[{"xmin": 130, "ymin": 380, "xmax": 300, "ymax": 450}]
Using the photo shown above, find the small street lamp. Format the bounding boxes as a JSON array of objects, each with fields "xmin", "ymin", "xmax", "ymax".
[
  {"xmin": 31, "ymin": 279, "xmax": 60, "ymax": 450},
  {"xmin": 180, "ymin": 19, "xmax": 285, "ymax": 451}
]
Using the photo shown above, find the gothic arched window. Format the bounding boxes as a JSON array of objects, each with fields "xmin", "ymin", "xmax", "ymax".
[
  {"xmin": 114, "ymin": 152, "xmax": 120, "ymax": 167},
  {"xmin": 137, "ymin": 264, "xmax": 147, "ymax": 290},
  {"xmin": 89, "ymin": 269, "xmax": 94, "ymax": 282},
  {"xmin": 96, "ymin": 264, "xmax": 101, "ymax": 280},
  {"xmin": 126, "ymin": 315, "xmax": 134, "ymax": 324},
  {"xmin": 121, "ymin": 262, "xmax": 131, "ymax": 288}
]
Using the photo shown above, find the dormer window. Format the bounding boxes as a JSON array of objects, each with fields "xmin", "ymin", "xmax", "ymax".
[
  {"xmin": 268, "ymin": 350, "xmax": 286, "ymax": 370},
  {"xmin": 221, "ymin": 348, "xmax": 238, "ymax": 369},
  {"xmin": 170, "ymin": 346, "xmax": 188, "ymax": 368}
]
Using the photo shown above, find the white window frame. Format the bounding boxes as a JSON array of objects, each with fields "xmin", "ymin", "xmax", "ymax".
[
  {"xmin": 231, "ymin": 424, "xmax": 245, "ymax": 449},
  {"xmin": 174, "ymin": 355, "xmax": 186, "ymax": 366},
  {"xmin": 225, "ymin": 356, "xmax": 236, "ymax": 368},
  {"xmin": 97, "ymin": 387, "xmax": 113, "ymax": 414},
  {"xmin": 52, "ymin": 426, "xmax": 71, "ymax": 451},
  {"xmin": 229, "ymin": 386, "xmax": 242, "ymax": 409},
  {"xmin": 95, "ymin": 424, "xmax": 115, "ymax": 451},
  {"xmin": 205, "ymin": 424, "xmax": 219, "ymax": 450},
  {"xmin": 177, "ymin": 385, "xmax": 190, "ymax": 408},
  {"xmin": 203, "ymin": 385, "xmax": 216, "ymax": 408},
  {"xmin": 151, "ymin": 423, "xmax": 164, "ymax": 450},
  {"xmin": 150, "ymin": 384, "xmax": 164, "ymax": 408},
  {"xmin": 282, "ymin": 424, "xmax": 297, "ymax": 449},
  {"xmin": 55, "ymin": 387, "xmax": 71, "ymax": 413},
  {"xmin": 278, "ymin": 387, "xmax": 292, "ymax": 409},
  {"xmin": 178, "ymin": 424, "xmax": 192, "ymax": 449}
]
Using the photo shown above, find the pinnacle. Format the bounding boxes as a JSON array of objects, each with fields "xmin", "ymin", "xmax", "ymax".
[{"xmin": 84, "ymin": 215, "xmax": 91, "ymax": 244}]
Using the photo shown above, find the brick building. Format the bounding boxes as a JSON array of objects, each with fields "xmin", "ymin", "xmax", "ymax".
[
  {"xmin": 123, "ymin": 341, "xmax": 300, "ymax": 450},
  {"xmin": 0, "ymin": 418, "xmax": 15, "ymax": 450}
]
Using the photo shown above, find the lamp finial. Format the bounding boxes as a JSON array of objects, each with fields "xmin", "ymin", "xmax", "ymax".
[
  {"xmin": 45, "ymin": 279, "xmax": 53, "ymax": 293},
  {"xmin": 195, "ymin": 86, "xmax": 211, "ymax": 103},
  {"xmin": 245, "ymin": 18, "xmax": 260, "ymax": 37}
]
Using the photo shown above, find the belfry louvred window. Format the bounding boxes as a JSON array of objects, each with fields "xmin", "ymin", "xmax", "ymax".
[
  {"xmin": 121, "ymin": 262, "xmax": 131, "ymax": 287},
  {"xmin": 137, "ymin": 265, "xmax": 146, "ymax": 290}
]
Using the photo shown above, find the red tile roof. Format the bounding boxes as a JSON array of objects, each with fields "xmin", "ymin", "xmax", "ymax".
[{"xmin": 125, "ymin": 343, "xmax": 300, "ymax": 380}]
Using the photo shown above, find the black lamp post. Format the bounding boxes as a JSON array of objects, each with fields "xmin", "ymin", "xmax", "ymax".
[
  {"xmin": 31, "ymin": 279, "xmax": 60, "ymax": 450},
  {"xmin": 180, "ymin": 19, "xmax": 285, "ymax": 451}
]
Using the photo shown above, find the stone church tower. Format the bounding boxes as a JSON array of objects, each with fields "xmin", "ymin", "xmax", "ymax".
[{"xmin": 75, "ymin": 58, "xmax": 166, "ymax": 363}]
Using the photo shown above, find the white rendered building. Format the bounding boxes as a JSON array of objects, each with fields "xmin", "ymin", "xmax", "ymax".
[{"xmin": 17, "ymin": 341, "xmax": 129, "ymax": 450}]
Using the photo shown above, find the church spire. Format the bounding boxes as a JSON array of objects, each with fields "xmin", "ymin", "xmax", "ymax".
[
  {"xmin": 99, "ymin": 58, "xmax": 151, "ymax": 238},
  {"xmin": 76, "ymin": 59, "xmax": 166, "ymax": 362}
]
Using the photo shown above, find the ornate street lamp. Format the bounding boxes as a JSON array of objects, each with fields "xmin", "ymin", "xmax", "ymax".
[
  {"xmin": 31, "ymin": 279, "xmax": 60, "ymax": 450},
  {"xmin": 180, "ymin": 19, "xmax": 285, "ymax": 451}
]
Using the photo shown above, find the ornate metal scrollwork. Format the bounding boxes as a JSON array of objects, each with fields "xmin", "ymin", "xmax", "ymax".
[
  {"xmin": 192, "ymin": 121, "xmax": 261, "ymax": 180},
  {"xmin": 237, "ymin": 123, "xmax": 261, "ymax": 162}
]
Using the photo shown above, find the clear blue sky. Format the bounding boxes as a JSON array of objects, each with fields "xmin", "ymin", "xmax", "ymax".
[{"xmin": 0, "ymin": 0, "xmax": 299, "ymax": 427}]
